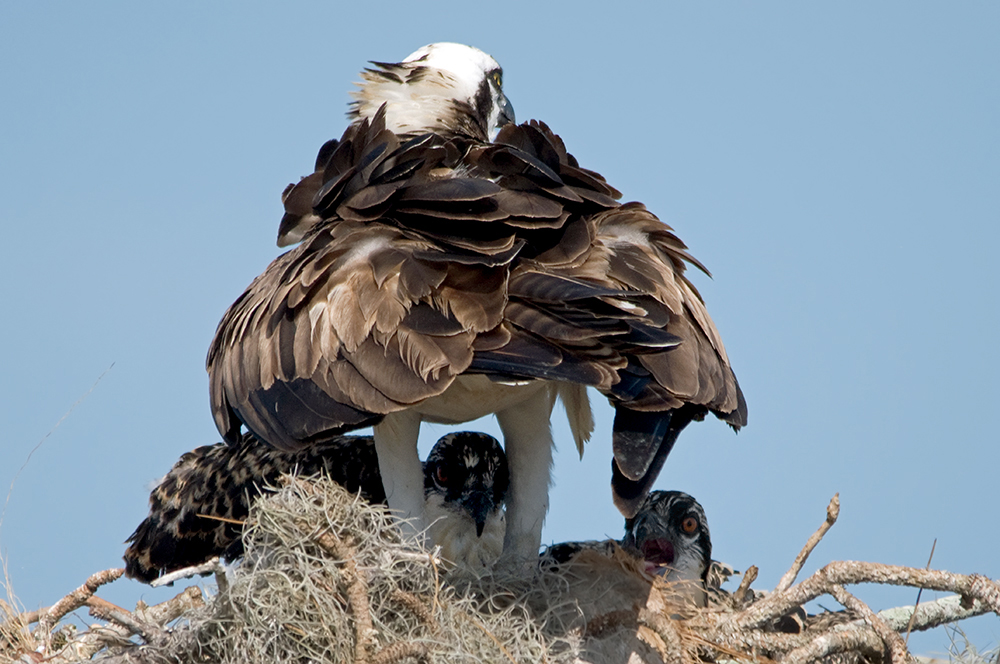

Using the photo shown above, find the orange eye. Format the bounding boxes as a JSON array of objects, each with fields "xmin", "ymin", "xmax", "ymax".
[
  {"xmin": 434, "ymin": 466, "xmax": 448, "ymax": 485},
  {"xmin": 681, "ymin": 517, "xmax": 698, "ymax": 534}
]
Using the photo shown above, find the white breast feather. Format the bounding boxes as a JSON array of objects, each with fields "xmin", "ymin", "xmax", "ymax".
[
  {"xmin": 660, "ymin": 543, "xmax": 708, "ymax": 608},
  {"xmin": 424, "ymin": 492, "xmax": 505, "ymax": 571}
]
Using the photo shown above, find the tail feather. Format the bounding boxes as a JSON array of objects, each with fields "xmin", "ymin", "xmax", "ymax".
[{"xmin": 557, "ymin": 383, "xmax": 593, "ymax": 459}]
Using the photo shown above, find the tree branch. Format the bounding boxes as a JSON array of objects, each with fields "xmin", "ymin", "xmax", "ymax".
[
  {"xmin": 728, "ymin": 561, "xmax": 1000, "ymax": 632},
  {"xmin": 33, "ymin": 568, "xmax": 124, "ymax": 638}
]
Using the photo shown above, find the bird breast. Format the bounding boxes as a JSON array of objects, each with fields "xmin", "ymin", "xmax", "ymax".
[
  {"xmin": 424, "ymin": 491, "xmax": 505, "ymax": 570},
  {"xmin": 410, "ymin": 374, "xmax": 556, "ymax": 424}
]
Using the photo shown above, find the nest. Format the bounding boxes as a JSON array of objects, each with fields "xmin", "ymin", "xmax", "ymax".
[{"xmin": 3, "ymin": 476, "xmax": 999, "ymax": 664}]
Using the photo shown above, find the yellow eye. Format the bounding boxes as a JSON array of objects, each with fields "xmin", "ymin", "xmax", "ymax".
[
  {"xmin": 492, "ymin": 71, "xmax": 503, "ymax": 88},
  {"xmin": 681, "ymin": 517, "xmax": 699, "ymax": 534}
]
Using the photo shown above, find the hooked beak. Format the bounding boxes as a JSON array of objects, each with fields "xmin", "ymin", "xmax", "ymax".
[
  {"xmin": 464, "ymin": 491, "xmax": 496, "ymax": 538},
  {"xmin": 497, "ymin": 91, "xmax": 515, "ymax": 127}
]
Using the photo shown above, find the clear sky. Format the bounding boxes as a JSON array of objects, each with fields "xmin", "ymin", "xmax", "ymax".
[{"xmin": 1, "ymin": 2, "xmax": 997, "ymax": 656}]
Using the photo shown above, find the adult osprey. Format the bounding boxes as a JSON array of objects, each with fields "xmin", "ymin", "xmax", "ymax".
[
  {"xmin": 124, "ymin": 431, "xmax": 508, "ymax": 582},
  {"xmin": 207, "ymin": 43, "xmax": 745, "ymax": 561}
]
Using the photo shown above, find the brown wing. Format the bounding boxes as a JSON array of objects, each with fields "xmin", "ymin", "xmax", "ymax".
[
  {"xmin": 209, "ymin": 110, "xmax": 648, "ymax": 449},
  {"xmin": 208, "ymin": 111, "xmax": 745, "ymax": 514},
  {"xmin": 124, "ymin": 433, "xmax": 384, "ymax": 583},
  {"xmin": 559, "ymin": 202, "xmax": 745, "ymax": 416},
  {"xmin": 208, "ymin": 220, "xmax": 503, "ymax": 449},
  {"xmin": 564, "ymin": 202, "xmax": 745, "ymax": 513},
  {"xmin": 472, "ymin": 122, "xmax": 743, "ymax": 421},
  {"xmin": 475, "ymin": 125, "xmax": 746, "ymax": 514}
]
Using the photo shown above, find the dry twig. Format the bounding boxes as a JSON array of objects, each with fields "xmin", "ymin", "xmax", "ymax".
[
  {"xmin": 390, "ymin": 589, "xmax": 438, "ymax": 633},
  {"xmin": 774, "ymin": 493, "xmax": 840, "ymax": 593},
  {"xmin": 904, "ymin": 539, "xmax": 937, "ymax": 647},
  {"xmin": 84, "ymin": 596, "xmax": 164, "ymax": 643},
  {"xmin": 34, "ymin": 568, "xmax": 123, "ymax": 638},
  {"xmin": 638, "ymin": 608, "xmax": 687, "ymax": 664},
  {"xmin": 310, "ymin": 524, "xmax": 375, "ymax": 664},
  {"xmin": 138, "ymin": 585, "xmax": 205, "ymax": 626},
  {"xmin": 732, "ymin": 565, "xmax": 758, "ymax": 607},
  {"xmin": 878, "ymin": 594, "xmax": 994, "ymax": 633},
  {"xmin": 827, "ymin": 584, "xmax": 913, "ymax": 664},
  {"xmin": 370, "ymin": 640, "xmax": 430, "ymax": 664},
  {"xmin": 20, "ymin": 584, "xmax": 205, "ymax": 664},
  {"xmin": 150, "ymin": 556, "xmax": 225, "ymax": 588},
  {"xmin": 781, "ymin": 624, "xmax": 887, "ymax": 664}
]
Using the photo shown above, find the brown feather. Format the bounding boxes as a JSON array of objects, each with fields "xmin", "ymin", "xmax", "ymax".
[
  {"xmin": 208, "ymin": 97, "xmax": 746, "ymax": 515},
  {"xmin": 123, "ymin": 433, "xmax": 387, "ymax": 583}
]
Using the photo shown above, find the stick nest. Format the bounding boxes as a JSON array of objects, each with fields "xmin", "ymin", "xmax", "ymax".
[{"xmin": 3, "ymin": 479, "xmax": 998, "ymax": 664}]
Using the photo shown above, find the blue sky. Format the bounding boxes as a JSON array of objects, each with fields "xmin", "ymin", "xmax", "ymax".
[{"xmin": 1, "ymin": 2, "xmax": 997, "ymax": 656}]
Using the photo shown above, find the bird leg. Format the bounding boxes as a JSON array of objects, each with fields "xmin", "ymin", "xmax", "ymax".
[
  {"xmin": 496, "ymin": 389, "xmax": 557, "ymax": 561},
  {"xmin": 373, "ymin": 410, "xmax": 426, "ymax": 541}
]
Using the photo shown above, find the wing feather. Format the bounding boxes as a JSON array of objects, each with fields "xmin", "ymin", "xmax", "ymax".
[{"xmin": 208, "ymin": 115, "xmax": 746, "ymax": 509}]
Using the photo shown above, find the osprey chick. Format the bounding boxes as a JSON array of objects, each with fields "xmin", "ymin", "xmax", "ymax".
[
  {"xmin": 623, "ymin": 490, "xmax": 714, "ymax": 606},
  {"xmin": 207, "ymin": 42, "xmax": 745, "ymax": 562},
  {"xmin": 424, "ymin": 431, "xmax": 509, "ymax": 570},
  {"xmin": 544, "ymin": 490, "xmax": 714, "ymax": 607},
  {"xmin": 124, "ymin": 431, "xmax": 507, "ymax": 582}
]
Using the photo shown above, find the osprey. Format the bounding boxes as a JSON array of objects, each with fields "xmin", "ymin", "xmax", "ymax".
[
  {"xmin": 424, "ymin": 430, "xmax": 508, "ymax": 569},
  {"xmin": 622, "ymin": 490, "xmax": 714, "ymax": 606},
  {"xmin": 207, "ymin": 42, "xmax": 746, "ymax": 561},
  {"xmin": 544, "ymin": 490, "xmax": 715, "ymax": 607},
  {"xmin": 124, "ymin": 431, "xmax": 508, "ymax": 582}
]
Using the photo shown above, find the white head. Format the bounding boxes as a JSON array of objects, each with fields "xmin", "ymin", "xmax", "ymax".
[{"xmin": 350, "ymin": 42, "xmax": 515, "ymax": 140}]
